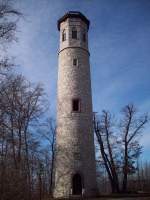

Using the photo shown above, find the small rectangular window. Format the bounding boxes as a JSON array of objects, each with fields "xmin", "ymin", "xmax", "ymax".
[
  {"xmin": 62, "ymin": 30, "xmax": 66, "ymax": 41},
  {"xmin": 72, "ymin": 99, "xmax": 80, "ymax": 112},
  {"xmin": 73, "ymin": 58, "xmax": 77, "ymax": 66},
  {"xmin": 72, "ymin": 30, "xmax": 77, "ymax": 39},
  {"xmin": 62, "ymin": 33, "xmax": 66, "ymax": 41}
]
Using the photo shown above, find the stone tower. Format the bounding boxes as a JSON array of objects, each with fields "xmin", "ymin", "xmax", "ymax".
[{"xmin": 53, "ymin": 11, "xmax": 97, "ymax": 198}]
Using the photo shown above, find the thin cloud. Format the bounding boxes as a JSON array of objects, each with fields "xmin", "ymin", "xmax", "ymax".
[{"xmin": 8, "ymin": 0, "xmax": 150, "ymax": 161}]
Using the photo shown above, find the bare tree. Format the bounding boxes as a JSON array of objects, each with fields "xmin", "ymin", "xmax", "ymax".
[
  {"xmin": 40, "ymin": 118, "xmax": 56, "ymax": 195},
  {"xmin": 0, "ymin": 0, "xmax": 21, "ymax": 42},
  {"xmin": 0, "ymin": 74, "xmax": 48, "ymax": 200},
  {"xmin": 0, "ymin": 0, "xmax": 22, "ymax": 76},
  {"xmin": 0, "ymin": 2, "xmax": 57, "ymax": 200},
  {"xmin": 94, "ymin": 104, "xmax": 149, "ymax": 194},
  {"xmin": 94, "ymin": 111, "xmax": 120, "ymax": 193},
  {"xmin": 121, "ymin": 104, "xmax": 148, "ymax": 192}
]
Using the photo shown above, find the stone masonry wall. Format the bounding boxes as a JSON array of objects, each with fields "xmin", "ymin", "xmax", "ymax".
[{"xmin": 53, "ymin": 16, "xmax": 97, "ymax": 198}]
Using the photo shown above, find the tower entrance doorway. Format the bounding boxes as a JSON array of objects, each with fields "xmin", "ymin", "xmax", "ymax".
[{"xmin": 72, "ymin": 173, "xmax": 82, "ymax": 195}]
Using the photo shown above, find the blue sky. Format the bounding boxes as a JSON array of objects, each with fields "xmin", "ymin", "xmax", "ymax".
[{"xmin": 8, "ymin": 0, "xmax": 150, "ymax": 160}]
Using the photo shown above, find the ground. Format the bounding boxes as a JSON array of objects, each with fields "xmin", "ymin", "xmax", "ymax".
[
  {"xmin": 93, "ymin": 198, "xmax": 150, "ymax": 200},
  {"xmin": 49, "ymin": 197, "xmax": 150, "ymax": 200}
]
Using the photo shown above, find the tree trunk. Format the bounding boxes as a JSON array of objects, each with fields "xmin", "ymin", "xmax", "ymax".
[{"xmin": 122, "ymin": 142, "xmax": 128, "ymax": 192}]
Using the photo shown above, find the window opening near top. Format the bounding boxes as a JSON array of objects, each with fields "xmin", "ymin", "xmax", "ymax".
[
  {"xmin": 72, "ymin": 27, "xmax": 77, "ymax": 39},
  {"xmin": 62, "ymin": 29, "xmax": 66, "ymax": 41}
]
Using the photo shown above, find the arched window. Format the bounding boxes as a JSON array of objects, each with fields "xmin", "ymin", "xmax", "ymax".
[
  {"xmin": 72, "ymin": 173, "xmax": 82, "ymax": 195},
  {"xmin": 62, "ymin": 29, "xmax": 66, "ymax": 41},
  {"xmin": 72, "ymin": 27, "xmax": 77, "ymax": 39}
]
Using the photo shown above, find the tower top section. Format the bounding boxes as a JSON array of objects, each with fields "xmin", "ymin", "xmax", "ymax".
[{"xmin": 57, "ymin": 11, "xmax": 90, "ymax": 31}]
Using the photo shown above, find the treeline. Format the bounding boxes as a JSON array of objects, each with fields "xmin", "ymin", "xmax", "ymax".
[
  {"xmin": 0, "ymin": 1, "xmax": 55, "ymax": 200},
  {"xmin": 0, "ymin": 75, "xmax": 55, "ymax": 200}
]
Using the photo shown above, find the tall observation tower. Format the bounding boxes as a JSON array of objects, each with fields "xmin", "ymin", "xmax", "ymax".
[{"xmin": 53, "ymin": 11, "xmax": 97, "ymax": 198}]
